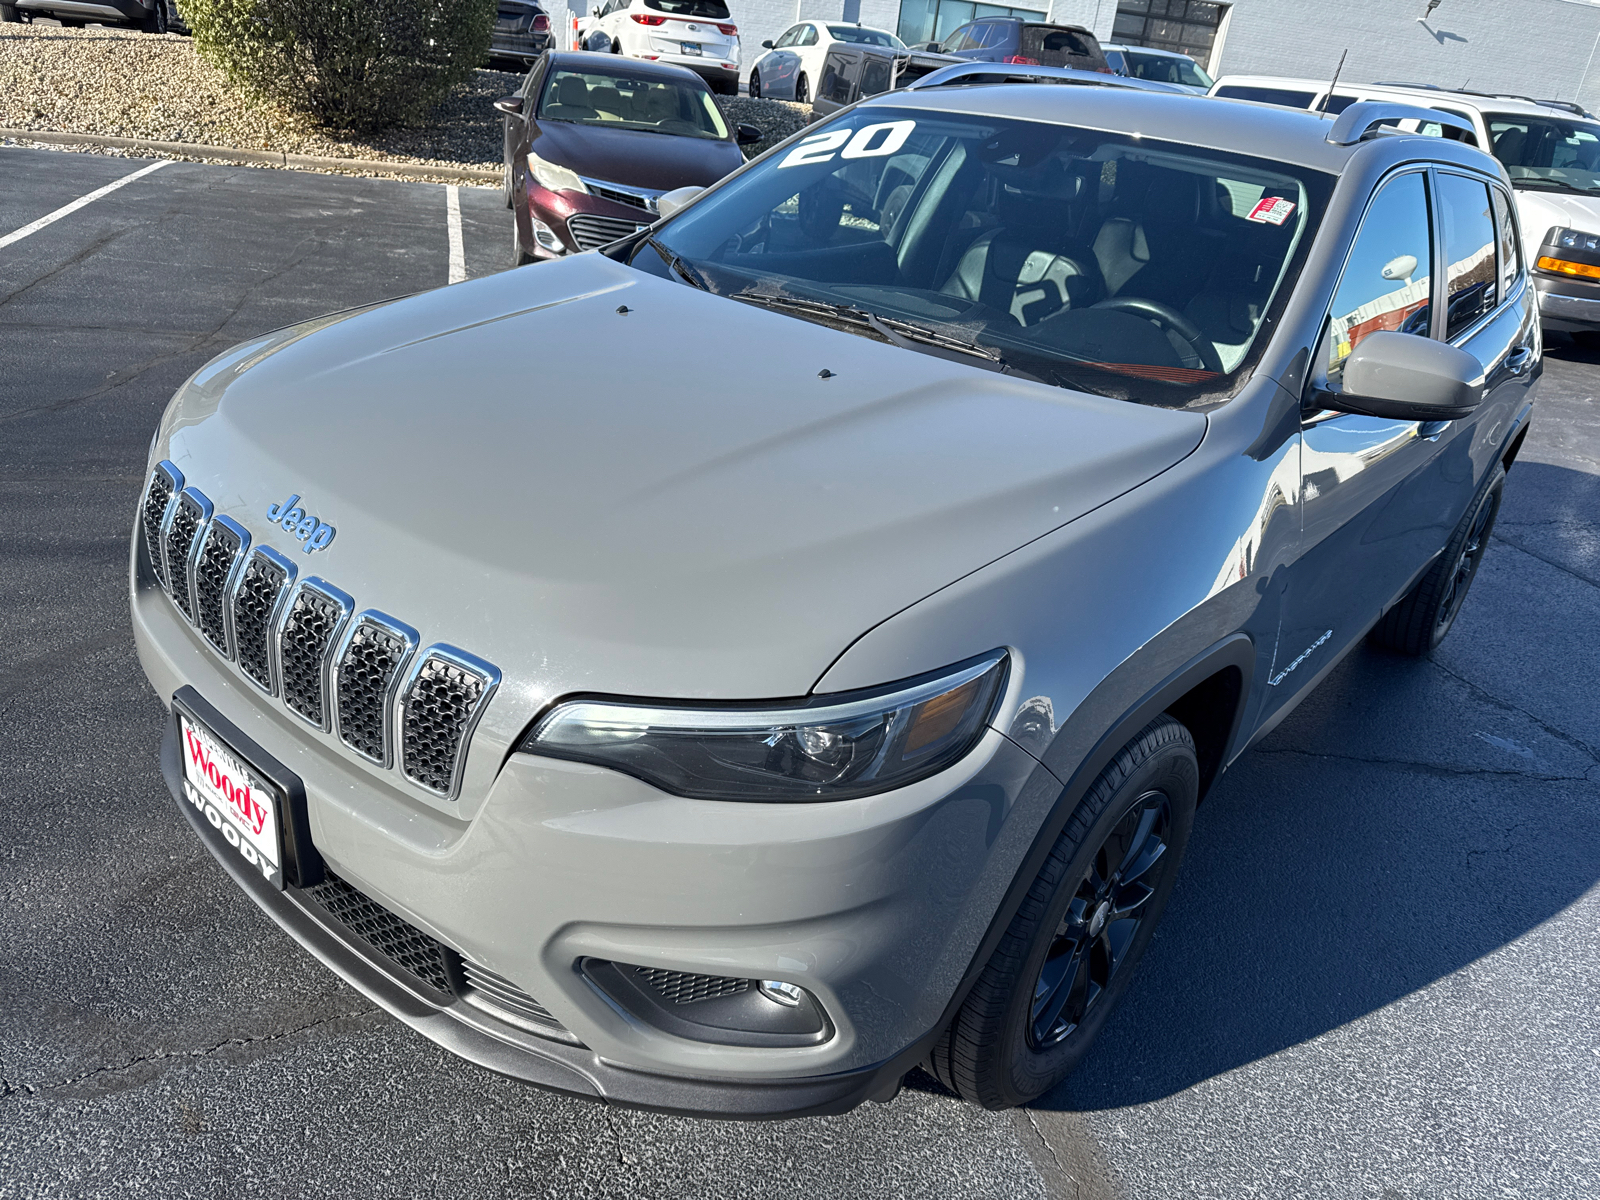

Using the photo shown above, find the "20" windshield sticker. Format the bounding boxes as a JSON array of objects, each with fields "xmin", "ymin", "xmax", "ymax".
[{"xmin": 779, "ymin": 121, "xmax": 917, "ymax": 169}]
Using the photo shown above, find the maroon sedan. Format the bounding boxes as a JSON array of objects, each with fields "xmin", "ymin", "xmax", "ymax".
[{"xmin": 497, "ymin": 51, "xmax": 760, "ymax": 264}]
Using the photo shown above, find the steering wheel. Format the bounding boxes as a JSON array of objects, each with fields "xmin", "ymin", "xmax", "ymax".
[{"xmin": 1091, "ymin": 296, "xmax": 1225, "ymax": 375}]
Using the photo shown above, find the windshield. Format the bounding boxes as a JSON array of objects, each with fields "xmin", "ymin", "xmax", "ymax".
[
  {"xmin": 539, "ymin": 70, "xmax": 728, "ymax": 140},
  {"xmin": 1125, "ymin": 51, "xmax": 1213, "ymax": 89},
  {"xmin": 829, "ymin": 25, "xmax": 904, "ymax": 47},
  {"xmin": 1487, "ymin": 114, "xmax": 1600, "ymax": 195},
  {"xmin": 634, "ymin": 106, "xmax": 1331, "ymax": 406},
  {"xmin": 643, "ymin": 0, "xmax": 729, "ymax": 16}
]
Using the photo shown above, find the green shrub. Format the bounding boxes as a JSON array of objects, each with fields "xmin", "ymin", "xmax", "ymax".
[{"xmin": 185, "ymin": 0, "xmax": 497, "ymax": 132}]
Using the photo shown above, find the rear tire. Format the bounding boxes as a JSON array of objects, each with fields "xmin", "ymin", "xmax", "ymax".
[
  {"xmin": 931, "ymin": 715, "xmax": 1198, "ymax": 1109},
  {"xmin": 141, "ymin": 0, "xmax": 166, "ymax": 32},
  {"xmin": 0, "ymin": 5, "xmax": 20, "ymax": 23},
  {"xmin": 1369, "ymin": 464, "xmax": 1505, "ymax": 656},
  {"xmin": 749, "ymin": 70, "xmax": 761, "ymax": 99},
  {"xmin": 795, "ymin": 73, "xmax": 809, "ymax": 104}
]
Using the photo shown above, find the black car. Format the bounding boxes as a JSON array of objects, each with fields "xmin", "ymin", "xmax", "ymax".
[
  {"xmin": 2, "ymin": 0, "xmax": 179, "ymax": 32},
  {"xmin": 929, "ymin": 17, "xmax": 1108, "ymax": 72},
  {"xmin": 807, "ymin": 44, "xmax": 958, "ymax": 119},
  {"xmin": 492, "ymin": 0, "xmax": 553, "ymax": 65}
]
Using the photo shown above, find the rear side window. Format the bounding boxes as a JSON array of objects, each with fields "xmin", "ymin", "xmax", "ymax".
[
  {"xmin": 1327, "ymin": 172, "xmax": 1433, "ymax": 381},
  {"xmin": 1491, "ymin": 187, "xmax": 1520, "ymax": 296},
  {"xmin": 1023, "ymin": 26, "xmax": 1104, "ymax": 68},
  {"xmin": 860, "ymin": 55, "xmax": 893, "ymax": 97},
  {"xmin": 1216, "ymin": 85, "xmax": 1315, "ymax": 108},
  {"xmin": 1321, "ymin": 93, "xmax": 1360, "ymax": 115},
  {"xmin": 1437, "ymin": 173, "xmax": 1498, "ymax": 339}
]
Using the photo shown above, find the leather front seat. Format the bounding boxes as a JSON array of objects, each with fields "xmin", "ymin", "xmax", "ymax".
[{"xmin": 939, "ymin": 233, "xmax": 1101, "ymax": 326}]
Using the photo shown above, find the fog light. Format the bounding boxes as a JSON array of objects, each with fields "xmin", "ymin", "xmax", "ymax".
[
  {"xmin": 532, "ymin": 220, "xmax": 563, "ymax": 253},
  {"xmin": 760, "ymin": 979, "xmax": 806, "ymax": 1006}
]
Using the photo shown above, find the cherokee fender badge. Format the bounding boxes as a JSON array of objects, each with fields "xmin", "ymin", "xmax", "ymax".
[
  {"xmin": 1268, "ymin": 629, "xmax": 1332, "ymax": 686},
  {"xmin": 265, "ymin": 493, "xmax": 336, "ymax": 553}
]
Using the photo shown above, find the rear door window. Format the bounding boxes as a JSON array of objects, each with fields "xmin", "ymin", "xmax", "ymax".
[
  {"xmin": 1491, "ymin": 187, "xmax": 1520, "ymax": 296},
  {"xmin": 1326, "ymin": 171, "xmax": 1433, "ymax": 382},
  {"xmin": 860, "ymin": 55, "xmax": 893, "ymax": 97},
  {"xmin": 1215, "ymin": 85, "xmax": 1316, "ymax": 108},
  {"xmin": 1436, "ymin": 172, "xmax": 1498, "ymax": 339}
]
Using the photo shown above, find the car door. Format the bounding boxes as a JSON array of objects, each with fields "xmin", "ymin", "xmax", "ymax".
[
  {"xmin": 766, "ymin": 25, "xmax": 801, "ymax": 94},
  {"xmin": 1275, "ymin": 167, "xmax": 1531, "ymax": 714},
  {"xmin": 793, "ymin": 23, "xmax": 823, "ymax": 99}
]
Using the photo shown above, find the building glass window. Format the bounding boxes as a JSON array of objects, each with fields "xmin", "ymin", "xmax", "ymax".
[
  {"xmin": 1111, "ymin": 0, "xmax": 1226, "ymax": 69},
  {"xmin": 895, "ymin": 0, "xmax": 1044, "ymax": 49}
]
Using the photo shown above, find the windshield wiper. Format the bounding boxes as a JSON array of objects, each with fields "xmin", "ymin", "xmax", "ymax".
[{"xmin": 649, "ymin": 238, "xmax": 710, "ymax": 291}]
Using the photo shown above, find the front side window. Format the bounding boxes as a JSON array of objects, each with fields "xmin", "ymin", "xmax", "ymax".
[
  {"xmin": 1437, "ymin": 173, "xmax": 1497, "ymax": 339},
  {"xmin": 1124, "ymin": 52, "xmax": 1213, "ymax": 89},
  {"xmin": 641, "ymin": 0, "xmax": 729, "ymax": 16},
  {"xmin": 1487, "ymin": 114, "xmax": 1600, "ymax": 195},
  {"xmin": 773, "ymin": 25, "xmax": 802, "ymax": 48},
  {"xmin": 539, "ymin": 70, "xmax": 729, "ymax": 140},
  {"xmin": 1326, "ymin": 172, "xmax": 1432, "ymax": 382},
  {"xmin": 1491, "ymin": 187, "xmax": 1520, "ymax": 298},
  {"xmin": 798, "ymin": 24, "xmax": 819, "ymax": 46},
  {"xmin": 636, "ymin": 108, "xmax": 1331, "ymax": 408}
]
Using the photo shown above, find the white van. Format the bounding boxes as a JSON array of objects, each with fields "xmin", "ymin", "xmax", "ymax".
[{"xmin": 1210, "ymin": 76, "xmax": 1600, "ymax": 339}]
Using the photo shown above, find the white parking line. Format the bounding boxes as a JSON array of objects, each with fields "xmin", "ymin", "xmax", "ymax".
[
  {"xmin": 446, "ymin": 185, "xmax": 466, "ymax": 284},
  {"xmin": 0, "ymin": 159, "xmax": 170, "ymax": 252}
]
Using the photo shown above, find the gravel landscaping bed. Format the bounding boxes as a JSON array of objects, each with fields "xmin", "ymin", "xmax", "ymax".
[{"xmin": 0, "ymin": 25, "xmax": 810, "ymax": 181}]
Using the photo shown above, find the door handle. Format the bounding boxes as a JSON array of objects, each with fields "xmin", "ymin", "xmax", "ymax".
[{"xmin": 1506, "ymin": 345, "xmax": 1534, "ymax": 376}]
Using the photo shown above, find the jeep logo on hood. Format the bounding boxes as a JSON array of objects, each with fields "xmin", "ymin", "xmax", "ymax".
[{"xmin": 265, "ymin": 493, "xmax": 336, "ymax": 553}]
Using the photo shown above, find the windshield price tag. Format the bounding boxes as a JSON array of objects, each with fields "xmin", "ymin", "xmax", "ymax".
[
  {"xmin": 780, "ymin": 121, "xmax": 916, "ymax": 168},
  {"xmin": 1246, "ymin": 196, "xmax": 1297, "ymax": 225}
]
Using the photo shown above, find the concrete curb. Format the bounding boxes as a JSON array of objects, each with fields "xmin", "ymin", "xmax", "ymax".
[{"xmin": 0, "ymin": 128, "xmax": 502, "ymax": 183}]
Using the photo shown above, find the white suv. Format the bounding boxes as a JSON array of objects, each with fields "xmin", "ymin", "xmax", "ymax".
[{"xmin": 583, "ymin": 0, "xmax": 740, "ymax": 95}]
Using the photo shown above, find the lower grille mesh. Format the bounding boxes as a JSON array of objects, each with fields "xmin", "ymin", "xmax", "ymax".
[
  {"xmin": 568, "ymin": 213, "xmax": 645, "ymax": 251},
  {"xmin": 303, "ymin": 871, "xmax": 453, "ymax": 994},
  {"xmin": 634, "ymin": 967, "xmax": 752, "ymax": 1005},
  {"xmin": 232, "ymin": 553, "xmax": 288, "ymax": 690}
]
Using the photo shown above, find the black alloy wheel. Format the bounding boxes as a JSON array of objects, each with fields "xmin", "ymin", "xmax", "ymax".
[
  {"xmin": 749, "ymin": 70, "xmax": 761, "ymax": 99},
  {"xmin": 931, "ymin": 715, "xmax": 1199, "ymax": 1109},
  {"xmin": 1028, "ymin": 789, "xmax": 1173, "ymax": 1049},
  {"xmin": 795, "ymin": 73, "xmax": 808, "ymax": 104},
  {"xmin": 1370, "ymin": 463, "xmax": 1505, "ymax": 656}
]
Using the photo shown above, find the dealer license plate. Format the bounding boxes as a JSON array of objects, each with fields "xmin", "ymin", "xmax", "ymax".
[
  {"xmin": 179, "ymin": 713, "xmax": 285, "ymax": 888},
  {"xmin": 680, "ymin": 41, "xmax": 701, "ymax": 54}
]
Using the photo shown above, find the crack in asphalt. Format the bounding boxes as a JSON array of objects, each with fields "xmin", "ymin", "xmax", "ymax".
[
  {"xmin": 0, "ymin": 1008, "xmax": 382, "ymax": 1102},
  {"xmin": 1491, "ymin": 531, "xmax": 1600, "ymax": 590},
  {"xmin": 1427, "ymin": 657, "xmax": 1600, "ymax": 765},
  {"xmin": 0, "ymin": 226, "xmax": 129, "ymax": 311},
  {"xmin": 1249, "ymin": 747, "xmax": 1594, "ymax": 782}
]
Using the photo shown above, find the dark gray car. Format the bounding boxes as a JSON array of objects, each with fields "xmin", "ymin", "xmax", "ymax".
[{"xmin": 132, "ymin": 88, "xmax": 1537, "ymax": 1117}]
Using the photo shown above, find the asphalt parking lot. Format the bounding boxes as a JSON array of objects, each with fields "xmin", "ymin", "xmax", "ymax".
[{"xmin": 1, "ymin": 146, "xmax": 1596, "ymax": 1199}]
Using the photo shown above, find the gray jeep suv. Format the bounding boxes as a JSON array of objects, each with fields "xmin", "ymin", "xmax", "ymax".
[{"xmin": 132, "ymin": 87, "xmax": 1537, "ymax": 1115}]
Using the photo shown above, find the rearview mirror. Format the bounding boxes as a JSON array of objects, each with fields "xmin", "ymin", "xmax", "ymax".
[
  {"xmin": 656, "ymin": 186, "xmax": 703, "ymax": 220},
  {"xmin": 761, "ymin": 39, "xmax": 774, "ymax": 48},
  {"xmin": 1319, "ymin": 331, "xmax": 1484, "ymax": 421},
  {"xmin": 493, "ymin": 95, "xmax": 524, "ymax": 116},
  {"xmin": 735, "ymin": 123, "xmax": 763, "ymax": 145}
]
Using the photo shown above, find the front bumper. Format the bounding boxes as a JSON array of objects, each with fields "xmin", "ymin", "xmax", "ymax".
[
  {"xmin": 1534, "ymin": 274, "xmax": 1600, "ymax": 331},
  {"xmin": 132, "ymin": 523, "xmax": 1058, "ymax": 1116}
]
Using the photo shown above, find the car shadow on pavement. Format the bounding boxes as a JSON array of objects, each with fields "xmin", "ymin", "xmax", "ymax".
[{"xmin": 1030, "ymin": 457, "xmax": 1600, "ymax": 1112}]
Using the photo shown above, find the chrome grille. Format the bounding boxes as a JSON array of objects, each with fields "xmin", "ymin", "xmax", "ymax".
[
  {"xmin": 568, "ymin": 213, "xmax": 646, "ymax": 251},
  {"xmin": 461, "ymin": 961, "xmax": 565, "ymax": 1034},
  {"xmin": 193, "ymin": 518, "xmax": 246, "ymax": 656},
  {"xmin": 231, "ymin": 549, "xmax": 293, "ymax": 692},
  {"xmin": 335, "ymin": 614, "xmax": 416, "ymax": 766},
  {"xmin": 303, "ymin": 870, "xmax": 453, "ymax": 995},
  {"xmin": 634, "ymin": 967, "xmax": 751, "ymax": 1005},
  {"xmin": 141, "ymin": 463, "xmax": 181, "ymax": 588},
  {"xmin": 400, "ymin": 649, "xmax": 499, "ymax": 798},
  {"xmin": 163, "ymin": 490, "xmax": 208, "ymax": 618},
  {"xmin": 279, "ymin": 581, "xmax": 352, "ymax": 729}
]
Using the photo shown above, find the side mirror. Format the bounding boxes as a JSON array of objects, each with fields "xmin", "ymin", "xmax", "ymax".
[
  {"xmin": 656, "ymin": 186, "xmax": 703, "ymax": 220},
  {"xmin": 926, "ymin": 41, "xmax": 941, "ymax": 53},
  {"xmin": 1319, "ymin": 331, "xmax": 1484, "ymax": 421},
  {"xmin": 761, "ymin": 39, "xmax": 774, "ymax": 48},
  {"xmin": 493, "ymin": 95, "xmax": 524, "ymax": 116},
  {"xmin": 590, "ymin": 5, "xmax": 601, "ymax": 14},
  {"xmin": 735, "ymin": 123, "xmax": 763, "ymax": 145}
]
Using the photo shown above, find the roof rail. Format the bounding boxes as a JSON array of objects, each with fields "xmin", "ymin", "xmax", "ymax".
[
  {"xmin": 1326, "ymin": 100, "xmax": 1476, "ymax": 146},
  {"xmin": 903, "ymin": 61, "xmax": 1183, "ymax": 93},
  {"xmin": 1374, "ymin": 82, "xmax": 1596, "ymax": 117}
]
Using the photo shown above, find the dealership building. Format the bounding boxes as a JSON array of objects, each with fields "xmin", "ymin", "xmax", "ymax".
[{"xmin": 566, "ymin": 0, "xmax": 1600, "ymax": 106}]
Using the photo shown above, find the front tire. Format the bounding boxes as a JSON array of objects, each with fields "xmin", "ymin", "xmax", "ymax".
[
  {"xmin": 0, "ymin": 5, "xmax": 20, "ymax": 22},
  {"xmin": 794, "ymin": 73, "xmax": 809, "ymax": 104},
  {"xmin": 749, "ymin": 70, "xmax": 761, "ymax": 99},
  {"xmin": 931, "ymin": 715, "xmax": 1198, "ymax": 1109},
  {"xmin": 141, "ymin": 0, "xmax": 167, "ymax": 32},
  {"xmin": 1370, "ymin": 464, "xmax": 1505, "ymax": 656}
]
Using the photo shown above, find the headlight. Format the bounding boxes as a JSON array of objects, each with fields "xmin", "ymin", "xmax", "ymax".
[
  {"xmin": 522, "ymin": 652, "xmax": 1008, "ymax": 801},
  {"xmin": 526, "ymin": 151, "xmax": 588, "ymax": 195},
  {"xmin": 1552, "ymin": 227, "xmax": 1600, "ymax": 253}
]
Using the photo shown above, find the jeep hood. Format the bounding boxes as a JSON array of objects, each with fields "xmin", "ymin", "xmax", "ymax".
[{"xmin": 160, "ymin": 256, "xmax": 1205, "ymax": 701}]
